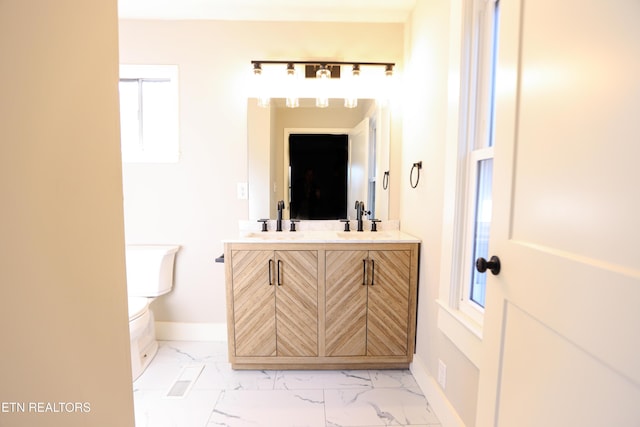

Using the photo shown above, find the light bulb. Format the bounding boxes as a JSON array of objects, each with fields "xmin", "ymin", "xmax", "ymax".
[
  {"xmin": 344, "ymin": 64, "xmax": 360, "ymax": 108},
  {"xmin": 285, "ymin": 63, "xmax": 299, "ymax": 108},
  {"xmin": 253, "ymin": 63, "xmax": 270, "ymax": 108},
  {"xmin": 315, "ymin": 65, "xmax": 330, "ymax": 108}
]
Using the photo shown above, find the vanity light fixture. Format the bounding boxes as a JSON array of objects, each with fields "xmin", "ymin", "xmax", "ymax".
[
  {"xmin": 250, "ymin": 60, "xmax": 395, "ymax": 108},
  {"xmin": 315, "ymin": 63, "xmax": 331, "ymax": 108},
  {"xmin": 344, "ymin": 64, "xmax": 360, "ymax": 108},
  {"xmin": 285, "ymin": 63, "xmax": 299, "ymax": 108},
  {"xmin": 385, "ymin": 63, "xmax": 394, "ymax": 77},
  {"xmin": 315, "ymin": 63, "xmax": 332, "ymax": 79},
  {"xmin": 252, "ymin": 62, "xmax": 270, "ymax": 108}
]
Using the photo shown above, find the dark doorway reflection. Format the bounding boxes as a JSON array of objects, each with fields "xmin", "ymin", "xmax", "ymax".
[{"xmin": 289, "ymin": 134, "xmax": 348, "ymax": 220}]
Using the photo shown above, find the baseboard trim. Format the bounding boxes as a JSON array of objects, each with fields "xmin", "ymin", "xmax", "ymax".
[
  {"xmin": 411, "ymin": 354, "xmax": 466, "ymax": 427},
  {"xmin": 155, "ymin": 321, "xmax": 227, "ymax": 342}
]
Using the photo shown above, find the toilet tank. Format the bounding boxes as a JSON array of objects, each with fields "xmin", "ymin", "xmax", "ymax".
[{"xmin": 125, "ymin": 245, "xmax": 180, "ymax": 297}]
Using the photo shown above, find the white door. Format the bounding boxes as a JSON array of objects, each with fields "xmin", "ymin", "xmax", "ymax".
[
  {"xmin": 348, "ymin": 117, "xmax": 369, "ymax": 214},
  {"xmin": 476, "ymin": 1, "xmax": 640, "ymax": 426}
]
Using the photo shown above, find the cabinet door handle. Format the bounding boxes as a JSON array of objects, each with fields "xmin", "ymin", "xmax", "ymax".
[
  {"xmin": 362, "ymin": 259, "xmax": 367, "ymax": 285},
  {"xmin": 277, "ymin": 259, "xmax": 282, "ymax": 286},
  {"xmin": 370, "ymin": 259, "xmax": 375, "ymax": 286},
  {"xmin": 268, "ymin": 259, "xmax": 274, "ymax": 286}
]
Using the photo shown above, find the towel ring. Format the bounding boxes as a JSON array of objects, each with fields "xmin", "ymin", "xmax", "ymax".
[
  {"xmin": 410, "ymin": 161, "xmax": 422, "ymax": 189},
  {"xmin": 382, "ymin": 171, "xmax": 390, "ymax": 190}
]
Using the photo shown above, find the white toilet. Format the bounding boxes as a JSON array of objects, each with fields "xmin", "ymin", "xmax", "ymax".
[{"xmin": 126, "ymin": 244, "xmax": 180, "ymax": 380}]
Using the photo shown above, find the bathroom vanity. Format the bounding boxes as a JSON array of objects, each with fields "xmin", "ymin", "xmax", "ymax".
[{"xmin": 223, "ymin": 226, "xmax": 419, "ymax": 370}]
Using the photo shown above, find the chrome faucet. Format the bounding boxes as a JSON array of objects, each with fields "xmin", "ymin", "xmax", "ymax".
[
  {"xmin": 276, "ymin": 200, "xmax": 285, "ymax": 231},
  {"xmin": 355, "ymin": 201, "xmax": 367, "ymax": 232}
]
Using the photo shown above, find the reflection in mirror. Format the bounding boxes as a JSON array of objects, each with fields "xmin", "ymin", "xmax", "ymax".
[
  {"xmin": 248, "ymin": 98, "xmax": 390, "ymax": 221},
  {"xmin": 288, "ymin": 133, "xmax": 348, "ymax": 219}
]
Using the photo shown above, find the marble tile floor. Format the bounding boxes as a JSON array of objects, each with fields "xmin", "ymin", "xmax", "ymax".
[{"xmin": 133, "ymin": 341, "xmax": 441, "ymax": 427}]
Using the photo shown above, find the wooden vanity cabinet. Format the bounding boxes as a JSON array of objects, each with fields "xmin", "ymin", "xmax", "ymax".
[
  {"xmin": 325, "ymin": 249, "xmax": 412, "ymax": 358},
  {"xmin": 228, "ymin": 248, "xmax": 318, "ymax": 358},
  {"xmin": 225, "ymin": 242, "xmax": 418, "ymax": 369}
]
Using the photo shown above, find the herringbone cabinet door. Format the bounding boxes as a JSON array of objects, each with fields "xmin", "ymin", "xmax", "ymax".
[
  {"xmin": 325, "ymin": 250, "xmax": 368, "ymax": 356},
  {"xmin": 367, "ymin": 250, "xmax": 410, "ymax": 356},
  {"xmin": 275, "ymin": 251, "xmax": 318, "ymax": 357},
  {"xmin": 231, "ymin": 250, "xmax": 276, "ymax": 357}
]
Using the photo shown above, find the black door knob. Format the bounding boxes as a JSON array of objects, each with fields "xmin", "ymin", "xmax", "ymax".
[{"xmin": 476, "ymin": 256, "xmax": 501, "ymax": 275}]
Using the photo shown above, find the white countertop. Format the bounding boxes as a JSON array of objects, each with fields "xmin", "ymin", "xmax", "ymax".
[{"xmin": 224, "ymin": 220, "xmax": 420, "ymax": 244}]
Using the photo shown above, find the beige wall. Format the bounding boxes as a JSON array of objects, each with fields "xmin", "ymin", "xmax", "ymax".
[
  {"xmin": 118, "ymin": 20, "xmax": 404, "ymax": 325},
  {"xmin": 402, "ymin": 1, "xmax": 479, "ymax": 426},
  {"xmin": 0, "ymin": 1, "xmax": 134, "ymax": 425}
]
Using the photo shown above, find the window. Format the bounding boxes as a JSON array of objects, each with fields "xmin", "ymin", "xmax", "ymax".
[
  {"xmin": 436, "ymin": 0, "xmax": 499, "ymax": 363},
  {"xmin": 458, "ymin": 0, "xmax": 499, "ymax": 324},
  {"xmin": 119, "ymin": 65, "xmax": 179, "ymax": 163}
]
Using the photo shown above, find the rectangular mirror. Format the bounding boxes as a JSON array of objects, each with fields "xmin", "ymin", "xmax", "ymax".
[{"xmin": 248, "ymin": 98, "xmax": 390, "ymax": 221}]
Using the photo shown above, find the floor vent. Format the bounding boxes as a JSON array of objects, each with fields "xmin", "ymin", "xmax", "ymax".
[{"xmin": 165, "ymin": 364, "xmax": 204, "ymax": 399}]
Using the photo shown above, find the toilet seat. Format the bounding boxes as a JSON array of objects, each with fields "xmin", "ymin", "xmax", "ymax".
[{"xmin": 128, "ymin": 297, "xmax": 150, "ymax": 321}]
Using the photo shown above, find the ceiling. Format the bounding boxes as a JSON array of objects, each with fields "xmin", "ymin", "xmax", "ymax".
[{"xmin": 117, "ymin": 0, "xmax": 417, "ymax": 22}]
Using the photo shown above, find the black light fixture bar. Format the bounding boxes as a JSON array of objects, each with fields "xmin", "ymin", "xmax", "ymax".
[{"xmin": 251, "ymin": 60, "xmax": 395, "ymax": 67}]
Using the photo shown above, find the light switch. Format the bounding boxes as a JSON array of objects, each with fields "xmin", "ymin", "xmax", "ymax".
[{"xmin": 237, "ymin": 182, "xmax": 248, "ymax": 200}]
